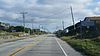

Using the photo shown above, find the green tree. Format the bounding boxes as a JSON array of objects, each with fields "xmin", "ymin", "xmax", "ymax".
[
  {"xmin": 14, "ymin": 26, "xmax": 24, "ymax": 32},
  {"xmin": 25, "ymin": 28, "xmax": 31, "ymax": 33},
  {"xmin": 7, "ymin": 26, "xmax": 15, "ymax": 32}
]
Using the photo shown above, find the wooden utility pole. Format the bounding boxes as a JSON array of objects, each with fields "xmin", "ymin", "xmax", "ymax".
[
  {"xmin": 70, "ymin": 6, "xmax": 75, "ymax": 30},
  {"xmin": 62, "ymin": 21, "xmax": 65, "ymax": 30},
  {"xmin": 20, "ymin": 11, "xmax": 28, "ymax": 33},
  {"xmin": 31, "ymin": 19, "xmax": 34, "ymax": 34}
]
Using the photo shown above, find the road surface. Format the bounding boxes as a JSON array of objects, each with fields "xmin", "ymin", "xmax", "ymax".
[{"xmin": 0, "ymin": 34, "xmax": 83, "ymax": 56}]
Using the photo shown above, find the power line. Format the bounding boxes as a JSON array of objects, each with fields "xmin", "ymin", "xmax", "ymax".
[{"xmin": 20, "ymin": 11, "xmax": 28, "ymax": 33}]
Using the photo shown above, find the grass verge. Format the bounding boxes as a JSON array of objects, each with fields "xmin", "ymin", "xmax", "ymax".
[
  {"xmin": 61, "ymin": 36, "xmax": 100, "ymax": 56},
  {"xmin": 0, "ymin": 38, "xmax": 25, "ymax": 45}
]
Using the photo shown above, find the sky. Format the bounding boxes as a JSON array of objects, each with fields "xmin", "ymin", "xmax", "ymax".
[{"xmin": 0, "ymin": 0, "xmax": 100, "ymax": 32}]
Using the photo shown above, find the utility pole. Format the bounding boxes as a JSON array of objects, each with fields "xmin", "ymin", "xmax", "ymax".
[
  {"xmin": 39, "ymin": 24, "xmax": 41, "ymax": 34},
  {"xmin": 20, "ymin": 11, "xmax": 28, "ymax": 33},
  {"xmin": 70, "ymin": 6, "xmax": 75, "ymax": 30},
  {"xmin": 39, "ymin": 24, "xmax": 41, "ymax": 30},
  {"xmin": 62, "ymin": 21, "xmax": 65, "ymax": 30},
  {"xmin": 56, "ymin": 26, "xmax": 58, "ymax": 31},
  {"xmin": 42, "ymin": 26, "xmax": 45, "ymax": 32},
  {"xmin": 80, "ymin": 20, "xmax": 83, "ymax": 38},
  {"xmin": 31, "ymin": 19, "xmax": 34, "ymax": 34}
]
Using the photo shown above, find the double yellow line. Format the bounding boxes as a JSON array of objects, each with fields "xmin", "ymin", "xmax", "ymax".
[
  {"xmin": 8, "ymin": 37, "xmax": 47, "ymax": 56},
  {"xmin": 9, "ymin": 47, "xmax": 25, "ymax": 56}
]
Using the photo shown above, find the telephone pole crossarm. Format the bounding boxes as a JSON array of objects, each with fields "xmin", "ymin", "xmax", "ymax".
[{"xmin": 20, "ymin": 12, "xmax": 28, "ymax": 33}]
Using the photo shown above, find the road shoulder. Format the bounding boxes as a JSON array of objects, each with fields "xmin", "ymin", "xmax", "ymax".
[{"xmin": 57, "ymin": 38, "xmax": 84, "ymax": 56}]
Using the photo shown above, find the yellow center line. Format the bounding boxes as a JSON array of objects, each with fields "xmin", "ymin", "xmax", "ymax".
[
  {"xmin": 8, "ymin": 37, "xmax": 47, "ymax": 56},
  {"xmin": 9, "ymin": 47, "xmax": 25, "ymax": 56}
]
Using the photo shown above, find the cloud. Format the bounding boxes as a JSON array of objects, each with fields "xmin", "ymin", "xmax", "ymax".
[{"xmin": 0, "ymin": 0, "xmax": 99, "ymax": 32}]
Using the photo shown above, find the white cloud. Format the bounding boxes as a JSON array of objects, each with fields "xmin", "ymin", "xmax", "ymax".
[
  {"xmin": 0, "ymin": 0, "xmax": 99, "ymax": 32},
  {"xmin": 0, "ymin": 9, "xmax": 5, "ymax": 17}
]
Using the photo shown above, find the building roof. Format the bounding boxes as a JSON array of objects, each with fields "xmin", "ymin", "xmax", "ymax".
[{"xmin": 85, "ymin": 16, "xmax": 100, "ymax": 21}]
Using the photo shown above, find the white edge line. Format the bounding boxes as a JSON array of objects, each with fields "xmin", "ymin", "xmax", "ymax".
[{"xmin": 55, "ymin": 38, "xmax": 68, "ymax": 56}]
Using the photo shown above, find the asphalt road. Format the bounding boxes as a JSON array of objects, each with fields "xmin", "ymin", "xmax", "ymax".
[{"xmin": 0, "ymin": 34, "xmax": 83, "ymax": 56}]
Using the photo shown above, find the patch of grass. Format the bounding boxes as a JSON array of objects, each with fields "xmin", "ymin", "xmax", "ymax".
[
  {"xmin": 0, "ymin": 32, "xmax": 25, "ymax": 40},
  {"xmin": 61, "ymin": 36, "xmax": 100, "ymax": 56},
  {"xmin": 0, "ymin": 38, "xmax": 25, "ymax": 45}
]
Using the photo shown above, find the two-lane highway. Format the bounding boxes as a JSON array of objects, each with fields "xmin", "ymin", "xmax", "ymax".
[
  {"xmin": 0, "ymin": 34, "xmax": 83, "ymax": 56},
  {"xmin": 16, "ymin": 36, "xmax": 66, "ymax": 56},
  {"xmin": 16, "ymin": 34, "xmax": 83, "ymax": 56},
  {"xmin": 0, "ymin": 35, "xmax": 47, "ymax": 56}
]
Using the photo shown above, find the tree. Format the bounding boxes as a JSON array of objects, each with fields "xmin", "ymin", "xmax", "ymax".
[
  {"xmin": 25, "ymin": 28, "xmax": 31, "ymax": 33},
  {"xmin": 14, "ymin": 26, "xmax": 24, "ymax": 32},
  {"xmin": 7, "ymin": 26, "xmax": 15, "ymax": 32},
  {"xmin": 55, "ymin": 30, "xmax": 64, "ymax": 38}
]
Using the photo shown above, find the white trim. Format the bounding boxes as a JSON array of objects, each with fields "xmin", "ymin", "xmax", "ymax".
[{"xmin": 55, "ymin": 38, "xmax": 68, "ymax": 56}]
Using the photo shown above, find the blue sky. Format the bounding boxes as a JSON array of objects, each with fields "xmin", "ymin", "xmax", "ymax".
[{"xmin": 0, "ymin": 0, "xmax": 100, "ymax": 32}]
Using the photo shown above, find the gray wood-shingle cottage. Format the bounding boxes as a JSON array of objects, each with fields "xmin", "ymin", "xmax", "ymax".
[
  {"xmin": 64, "ymin": 16, "xmax": 100, "ymax": 36},
  {"xmin": 80, "ymin": 16, "xmax": 100, "ymax": 37},
  {"xmin": 81, "ymin": 17, "xmax": 96, "ymax": 27},
  {"xmin": 83, "ymin": 17, "xmax": 100, "ymax": 30}
]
